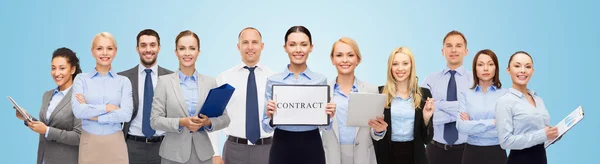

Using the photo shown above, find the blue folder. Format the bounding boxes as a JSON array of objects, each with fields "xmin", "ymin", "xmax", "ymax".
[{"xmin": 193, "ymin": 83, "xmax": 235, "ymax": 132}]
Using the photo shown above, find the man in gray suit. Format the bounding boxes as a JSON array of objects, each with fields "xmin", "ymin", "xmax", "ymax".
[{"xmin": 118, "ymin": 29, "xmax": 173, "ymax": 164}]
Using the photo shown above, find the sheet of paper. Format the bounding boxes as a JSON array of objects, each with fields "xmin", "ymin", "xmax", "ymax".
[
  {"xmin": 545, "ymin": 106, "xmax": 584, "ymax": 148},
  {"xmin": 272, "ymin": 85, "xmax": 329, "ymax": 125}
]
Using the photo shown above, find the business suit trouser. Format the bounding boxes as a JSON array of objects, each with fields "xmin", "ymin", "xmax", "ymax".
[
  {"xmin": 462, "ymin": 144, "xmax": 507, "ymax": 164},
  {"xmin": 126, "ymin": 135, "xmax": 162, "ymax": 164},
  {"xmin": 223, "ymin": 138, "xmax": 271, "ymax": 164},
  {"xmin": 426, "ymin": 141, "xmax": 464, "ymax": 164},
  {"xmin": 161, "ymin": 140, "xmax": 213, "ymax": 164},
  {"xmin": 507, "ymin": 144, "xmax": 546, "ymax": 164}
]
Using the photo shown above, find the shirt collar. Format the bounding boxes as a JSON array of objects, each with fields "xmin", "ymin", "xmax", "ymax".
[
  {"xmin": 508, "ymin": 88, "xmax": 537, "ymax": 98},
  {"xmin": 474, "ymin": 85, "xmax": 498, "ymax": 92},
  {"xmin": 91, "ymin": 68, "xmax": 116, "ymax": 78},
  {"xmin": 282, "ymin": 64, "xmax": 313, "ymax": 80},
  {"xmin": 138, "ymin": 64, "xmax": 159, "ymax": 75},
  {"xmin": 235, "ymin": 62, "xmax": 265, "ymax": 72},
  {"xmin": 333, "ymin": 77, "xmax": 359, "ymax": 92},
  {"xmin": 443, "ymin": 65, "xmax": 467, "ymax": 76},
  {"xmin": 53, "ymin": 86, "xmax": 73, "ymax": 96},
  {"xmin": 177, "ymin": 70, "xmax": 198, "ymax": 82}
]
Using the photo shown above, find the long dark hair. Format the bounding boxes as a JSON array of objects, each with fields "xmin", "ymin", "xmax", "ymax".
[{"xmin": 52, "ymin": 47, "xmax": 82, "ymax": 81}]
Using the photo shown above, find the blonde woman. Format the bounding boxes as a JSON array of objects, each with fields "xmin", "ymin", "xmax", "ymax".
[
  {"xmin": 71, "ymin": 32, "xmax": 133, "ymax": 164},
  {"xmin": 373, "ymin": 47, "xmax": 435, "ymax": 164},
  {"xmin": 322, "ymin": 37, "xmax": 388, "ymax": 164}
]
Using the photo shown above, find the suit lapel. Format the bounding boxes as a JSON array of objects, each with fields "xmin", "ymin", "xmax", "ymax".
[
  {"xmin": 170, "ymin": 74, "xmax": 189, "ymax": 116},
  {"xmin": 194, "ymin": 72, "xmax": 205, "ymax": 116},
  {"xmin": 130, "ymin": 66, "xmax": 140, "ymax": 116},
  {"xmin": 48, "ymin": 89, "xmax": 73, "ymax": 124},
  {"xmin": 40, "ymin": 91, "xmax": 52, "ymax": 124},
  {"xmin": 328, "ymin": 81, "xmax": 341, "ymax": 142}
]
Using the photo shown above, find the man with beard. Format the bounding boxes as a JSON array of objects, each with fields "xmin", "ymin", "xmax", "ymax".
[{"xmin": 118, "ymin": 29, "xmax": 173, "ymax": 164}]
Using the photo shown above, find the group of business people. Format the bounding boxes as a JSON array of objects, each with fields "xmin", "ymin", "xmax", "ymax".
[{"xmin": 13, "ymin": 26, "xmax": 558, "ymax": 164}]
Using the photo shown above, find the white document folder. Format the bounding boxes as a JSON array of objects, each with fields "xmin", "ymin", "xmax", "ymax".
[{"xmin": 544, "ymin": 106, "xmax": 584, "ymax": 148}]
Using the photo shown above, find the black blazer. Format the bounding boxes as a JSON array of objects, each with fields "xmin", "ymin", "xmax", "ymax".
[{"xmin": 373, "ymin": 86, "xmax": 434, "ymax": 164}]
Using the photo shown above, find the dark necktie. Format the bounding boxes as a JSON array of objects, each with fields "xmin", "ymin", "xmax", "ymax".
[
  {"xmin": 444, "ymin": 70, "xmax": 458, "ymax": 145},
  {"xmin": 244, "ymin": 66, "xmax": 260, "ymax": 144},
  {"xmin": 142, "ymin": 69, "xmax": 156, "ymax": 138}
]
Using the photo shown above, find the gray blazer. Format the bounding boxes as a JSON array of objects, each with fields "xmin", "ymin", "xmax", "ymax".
[
  {"xmin": 150, "ymin": 72, "xmax": 230, "ymax": 163},
  {"xmin": 36, "ymin": 89, "xmax": 82, "ymax": 164},
  {"xmin": 322, "ymin": 79, "xmax": 385, "ymax": 164},
  {"xmin": 117, "ymin": 65, "xmax": 173, "ymax": 137}
]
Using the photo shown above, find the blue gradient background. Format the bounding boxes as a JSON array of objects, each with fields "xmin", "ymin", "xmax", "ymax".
[{"xmin": 1, "ymin": 0, "xmax": 598, "ymax": 163}]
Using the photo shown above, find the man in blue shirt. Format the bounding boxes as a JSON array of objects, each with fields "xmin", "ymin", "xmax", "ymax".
[
  {"xmin": 118, "ymin": 29, "xmax": 173, "ymax": 164},
  {"xmin": 421, "ymin": 30, "xmax": 473, "ymax": 164}
]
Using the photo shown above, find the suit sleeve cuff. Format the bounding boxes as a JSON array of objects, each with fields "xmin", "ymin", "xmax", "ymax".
[{"xmin": 45, "ymin": 127, "xmax": 50, "ymax": 138}]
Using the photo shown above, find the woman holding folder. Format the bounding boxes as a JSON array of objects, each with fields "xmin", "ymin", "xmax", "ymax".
[
  {"xmin": 150, "ymin": 30, "xmax": 230, "ymax": 164},
  {"xmin": 373, "ymin": 47, "xmax": 435, "ymax": 164},
  {"xmin": 322, "ymin": 37, "xmax": 388, "ymax": 164},
  {"xmin": 495, "ymin": 51, "xmax": 557, "ymax": 164},
  {"xmin": 456, "ymin": 49, "xmax": 507, "ymax": 164},
  {"xmin": 262, "ymin": 25, "xmax": 336, "ymax": 164},
  {"xmin": 14, "ymin": 47, "xmax": 82, "ymax": 164},
  {"xmin": 71, "ymin": 32, "xmax": 133, "ymax": 164}
]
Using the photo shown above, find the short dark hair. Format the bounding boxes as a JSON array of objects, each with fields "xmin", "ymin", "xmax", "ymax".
[
  {"xmin": 471, "ymin": 49, "xmax": 502, "ymax": 89},
  {"xmin": 443, "ymin": 30, "xmax": 467, "ymax": 46},
  {"xmin": 52, "ymin": 47, "xmax": 82, "ymax": 81},
  {"xmin": 284, "ymin": 25, "xmax": 312, "ymax": 44},
  {"xmin": 137, "ymin": 29, "xmax": 160, "ymax": 46},
  {"xmin": 175, "ymin": 30, "xmax": 200, "ymax": 48},
  {"xmin": 238, "ymin": 27, "xmax": 262, "ymax": 40}
]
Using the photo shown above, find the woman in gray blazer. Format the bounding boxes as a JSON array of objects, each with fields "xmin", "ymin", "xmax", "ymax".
[
  {"xmin": 15, "ymin": 47, "xmax": 82, "ymax": 164},
  {"xmin": 322, "ymin": 37, "xmax": 388, "ymax": 164},
  {"xmin": 150, "ymin": 30, "xmax": 230, "ymax": 164}
]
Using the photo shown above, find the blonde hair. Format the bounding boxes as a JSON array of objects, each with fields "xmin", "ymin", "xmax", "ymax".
[
  {"xmin": 91, "ymin": 32, "xmax": 118, "ymax": 49},
  {"xmin": 382, "ymin": 46, "xmax": 422, "ymax": 109},
  {"xmin": 330, "ymin": 37, "xmax": 362, "ymax": 62}
]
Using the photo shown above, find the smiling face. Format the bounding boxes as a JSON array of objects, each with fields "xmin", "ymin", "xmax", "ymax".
[
  {"xmin": 238, "ymin": 29, "xmax": 264, "ymax": 66},
  {"xmin": 442, "ymin": 34, "xmax": 468, "ymax": 67},
  {"xmin": 284, "ymin": 32, "xmax": 313, "ymax": 65},
  {"xmin": 507, "ymin": 53, "xmax": 534, "ymax": 87},
  {"xmin": 91, "ymin": 37, "xmax": 117, "ymax": 67},
  {"xmin": 51, "ymin": 57, "xmax": 76, "ymax": 89},
  {"xmin": 137, "ymin": 35, "xmax": 160, "ymax": 67},
  {"xmin": 175, "ymin": 35, "xmax": 200, "ymax": 68},
  {"xmin": 331, "ymin": 42, "xmax": 360, "ymax": 75},
  {"xmin": 391, "ymin": 52, "xmax": 412, "ymax": 83}
]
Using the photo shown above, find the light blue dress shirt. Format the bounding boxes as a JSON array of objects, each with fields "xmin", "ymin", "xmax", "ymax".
[
  {"xmin": 261, "ymin": 65, "xmax": 332, "ymax": 133},
  {"xmin": 44, "ymin": 86, "xmax": 72, "ymax": 138},
  {"xmin": 456, "ymin": 85, "xmax": 507, "ymax": 146},
  {"xmin": 333, "ymin": 81, "xmax": 358, "ymax": 144},
  {"xmin": 178, "ymin": 70, "xmax": 199, "ymax": 117},
  {"xmin": 495, "ymin": 88, "xmax": 550, "ymax": 150},
  {"xmin": 421, "ymin": 66, "xmax": 473, "ymax": 145},
  {"xmin": 390, "ymin": 95, "xmax": 415, "ymax": 142},
  {"xmin": 71, "ymin": 70, "xmax": 133, "ymax": 135}
]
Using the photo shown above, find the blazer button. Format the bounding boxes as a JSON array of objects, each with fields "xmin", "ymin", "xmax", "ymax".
[{"xmin": 355, "ymin": 143, "xmax": 359, "ymax": 146}]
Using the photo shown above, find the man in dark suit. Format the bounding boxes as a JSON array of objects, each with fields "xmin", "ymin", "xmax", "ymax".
[{"xmin": 118, "ymin": 29, "xmax": 173, "ymax": 164}]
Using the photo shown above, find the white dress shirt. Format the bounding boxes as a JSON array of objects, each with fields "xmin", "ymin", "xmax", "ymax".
[
  {"xmin": 128, "ymin": 64, "xmax": 165, "ymax": 137},
  {"xmin": 209, "ymin": 62, "xmax": 275, "ymax": 156}
]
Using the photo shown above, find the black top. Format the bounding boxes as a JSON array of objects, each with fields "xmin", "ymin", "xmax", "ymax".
[{"xmin": 373, "ymin": 86, "xmax": 434, "ymax": 164}]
